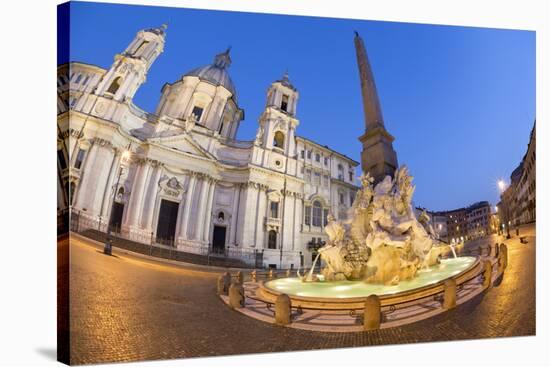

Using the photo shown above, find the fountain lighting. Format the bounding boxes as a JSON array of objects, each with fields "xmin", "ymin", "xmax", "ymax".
[{"xmin": 262, "ymin": 167, "xmax": 479, "ymax": 302}]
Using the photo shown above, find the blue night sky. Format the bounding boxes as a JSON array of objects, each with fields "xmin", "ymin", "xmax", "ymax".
[{"xmin": 64, "ymin": 1, "xmax": 535, "ymax": 211}]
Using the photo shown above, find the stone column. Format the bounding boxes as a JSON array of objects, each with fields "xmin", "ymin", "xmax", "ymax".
[
  {"xmin": 73, "ymin": 142, "xmax": 99, "ymax": 210},
  {"xmin": 194, "ymin": 176, "xmax": 210, "ymax": 240},
  {"xmin": 292, "ymin": 195, "xmax": 298, "ymax": 250},
  {"xmin": 89, "ymin": 143, "xmax": 114, "ymax": 215},
  {"xmin": 255, "ymin": 186, "xmax": 267, "ymax": 249},
  {"xmin": 203, "ymin": 179, "xmax": 216, "ymax": 243},
  {"xmin": 140, "ymin": 163, "xmax": 163, "ymax": 230},
  {"xmin": 179, "ymin": 80, "xmax": 199, "ymax": 118},
  {"xmin": 135, "ymin": 160, "xmax": 155, "ymax": 225},
  {"xmin": 206, "ymin": 95, "xmax": 225, "ymax": 129},
  {"xmin": 253, "ymin": 185, "xmax": 262, "ymax": 248},
  {"xmin": 287, "ymin": 126, "xmax": 296, "ymax": 156},
  {"xmin": 235, "ymin": 185, "xmax": 248, "ymax": 246},
  {"xmin": 99, "ymin": 149, "xmax": 120, "ymax": 220},
  {"xmin": 174, "ymin": 85, "xmax": 196, "ymax": 118},
  {"xmin": 179, "ymin": 173, "xmax": 197, "ymax": 240},
  {"xmin": 229, "ymin": 184, "xmax": 241, "ymax": 244},
  {"xmin": 125, "ymin": 160, "xmax": 151, "ymax": 228},
  {"xmin": 113, "ymin": 73, "xmax": 133, "ymax": 101}
]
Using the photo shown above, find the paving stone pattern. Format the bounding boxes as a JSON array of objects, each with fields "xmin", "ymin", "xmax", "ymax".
[{"xmin": 68, "ymin": 225, "xmax": 536, "ymax": 365}]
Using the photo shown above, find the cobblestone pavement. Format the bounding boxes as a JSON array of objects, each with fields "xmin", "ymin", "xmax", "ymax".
[{"xmin": 69, "ymin": 224, "xmax": 535, "ymax": 365}]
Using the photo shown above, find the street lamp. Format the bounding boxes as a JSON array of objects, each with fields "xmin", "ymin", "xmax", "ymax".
[
  {"xmin": 104, "ymin": 149, "xmax": 131, "ymax": 255},
  {"xmin": 498, "ymin": 180, "xmax": 506, "ymax": 192}
]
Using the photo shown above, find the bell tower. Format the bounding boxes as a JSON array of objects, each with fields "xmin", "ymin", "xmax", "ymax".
[
  {"xmin": 95, "ymin": 24, "xmax": 167, "ymax": 102},
  {"xmin": 354, "ymin": 31, "xmax": 398, "ymax": 183},
  {"xmin": 256, "ymin": 72, "xmax": 299, "ymax": 157}
]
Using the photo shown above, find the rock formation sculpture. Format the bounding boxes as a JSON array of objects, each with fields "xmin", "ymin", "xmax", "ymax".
[{"xmin": 313, "ymin": 166, "xmax": 440, "ymax": 285}]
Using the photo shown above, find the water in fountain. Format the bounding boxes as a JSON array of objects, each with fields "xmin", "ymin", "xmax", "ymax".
[
  {"xmin": 297, "ymin": 253, "xmax": 321, "ymax": 282},
  {"xmin": 450, "ymin": 243, "xmax": 458, "ymax": 258}
]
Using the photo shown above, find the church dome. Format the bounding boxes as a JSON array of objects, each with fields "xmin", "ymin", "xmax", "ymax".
[{"xmin": 184, "ymin": 48, "xmax": 237, "ymax": 101}]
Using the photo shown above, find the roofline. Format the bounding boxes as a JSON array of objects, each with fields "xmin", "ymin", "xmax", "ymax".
[
  {"xmin": 296, "ymin": 135, "xmax": 360, "ymax": 166},
  {"xmin": 428, "ymin": 201, "xmax": 492, "ymax": 216},
  {"xmin": 57, "ymin": 61, "xmax": 107, "ymax": 74},
  {"xmin": 160, "ymin": 75, "xmax": 243, "ymax": 115}
]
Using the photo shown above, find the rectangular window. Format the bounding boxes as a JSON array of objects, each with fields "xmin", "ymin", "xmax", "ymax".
[
  {"xmin": 281, "ymin": 94, "xmax": 289, "ymax": 111},
  {"xmin": 323, "ymin": 175, "xmax": 329, "ymax": 187},
  {"xmin": 74, "ymin": 149, "xmax": 86, "ymax": 170},
  {"xmin": 315, "ymin": 153, "xmax": 320, "ymax": 162},
  {"xmin": 307, "ymin": 150, "xmax": 312, "ymax": 159},
  {"xmin": 349, "ymin": 171, "xmax": 354, "ymax": 181},
  {"xmin": 339, "ymin": 193, "xmax": 345, "ymax": 205},
  {"xmin": 324, "ymin": 157, "xmax": 328, "ymax": 165},
  {"xmin": 305, "ymin": 169, "xmax": 311, "ymax": 183},
  {"xmin": 57, "ymin": 149, "xmax": 67, "ymax": 170},
  {"xmin": 191, "ymin": 106, "xmax": 204, "ymax": 121},
  {"xmin": 312, "ymin": 203, "xmax": 322, "ymax": 227},
  {"xmin": 314, "ymin": 172, "xmax": 321, "ymax": 186},
  {"xmin": 301, "ymin": 150, "xmax": 305, "ymax": 159},
  {"xmin": 270, "ymin": 201, "xmax": 279, "ymax": 218},
  {"xmin": 304, "ymin": 206, "xmax": 311, "ymax": 225}
]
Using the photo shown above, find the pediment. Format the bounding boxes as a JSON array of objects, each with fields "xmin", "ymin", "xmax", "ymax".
[{"xmin": 148, "ymin": 132, "xmax": 214, "ymax": 159}]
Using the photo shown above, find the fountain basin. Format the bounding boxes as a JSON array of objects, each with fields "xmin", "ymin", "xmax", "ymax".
[{"xmin": 258, "ymin": 256, "xmax": 480, "ymax": 310}]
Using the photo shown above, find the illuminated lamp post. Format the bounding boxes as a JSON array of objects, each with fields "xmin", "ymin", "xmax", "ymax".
[{"xmin": 104, "ymin": 150, "xmax": 132, "ymax": 255}]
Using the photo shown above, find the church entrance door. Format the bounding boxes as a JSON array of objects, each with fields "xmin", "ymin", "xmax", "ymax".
[
  {"xmin": 212, "ymin": 225, "xmax": 226, "ymax": 254},
  {"xmin": 109, "ymin": 202, "xmax": 124, "ymax": 233},
  {"xmin": 156, "ymin": 199, "xmax": 179, "ymax": 246}
]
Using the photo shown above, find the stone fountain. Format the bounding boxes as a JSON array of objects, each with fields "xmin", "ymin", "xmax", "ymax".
[
  {"xmin": 255, "ymin": 33, "xmax": 481, "ymax": 311},
  {"xmin": 300, "ymin": 166, "xmax": 442, "ymax": 285}
]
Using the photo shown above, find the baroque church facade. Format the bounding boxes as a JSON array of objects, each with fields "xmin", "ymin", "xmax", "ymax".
[{"xmin": 57, "ymin": 25, "xmax": 359, "ymax": 268}]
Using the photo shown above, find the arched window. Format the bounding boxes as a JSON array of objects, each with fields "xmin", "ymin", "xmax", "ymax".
[
  {"xmin": 312, "ymin": 200, "xmax": 323, "ymax": 227},
  {"xmin": 107, "ymin": 77, "xmax": 122, "ymax": 94},
  {"xmin": 273, "ymin": 131, "xmax": 285, "ymax": 149},
  {"xmin": 116, "ymin": 187, "xmax": 125, "ymax": 202},
  {"xmin": 218, "ymin": 211, "xmax": 225, "ymax": 221},
  {"xmin": 281, "ymin": 94, "xmax": 289, "ymax": 111},
  {"xmin": 134, "ymin": 40, "xmax": 150, "ymax": 56},
  {"xmin": 268, "ymin": 230, "xmax": 277, "ymax": 249}
]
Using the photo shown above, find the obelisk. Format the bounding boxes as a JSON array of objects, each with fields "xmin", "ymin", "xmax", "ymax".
[{"xmin": 354, "ymin": 31, "xmax": 398, "ymax": 183}]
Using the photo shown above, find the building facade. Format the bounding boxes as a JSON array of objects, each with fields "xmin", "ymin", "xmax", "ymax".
[
  {"xmin": 497, "ymin": 122, "xmax": 536, "ymax": 230},
  {"xmin": 465, "ymin": 201, "xmax": 492, "ymax": 240},
  {"xmin": 57, "ymin": 25, "xmax": 359, "ymax": 269},
  {"xmin": 427, "ymin": 201, "xmax": 492, "ymax": 244}
]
